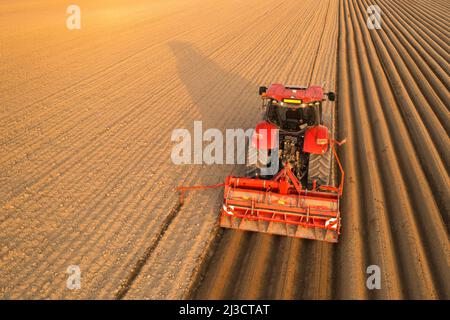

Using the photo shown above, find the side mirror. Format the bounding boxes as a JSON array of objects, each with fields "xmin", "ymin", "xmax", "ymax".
[
  {"xmin": 327, "ymin": 92, "xmax": 336, "ymax": 101},
  {"xmin": 259, "ymin": 86, "xmax": 267, "ymax": 96}
]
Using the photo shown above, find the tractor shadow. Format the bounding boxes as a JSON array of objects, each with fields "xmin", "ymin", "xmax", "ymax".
[
  {"xmin": 168, "ymin": 40, "xmax": 259, "ymax": 130},
  {"xmin": 168, "ymin": 40, "xmax": 262, "ymax": 181}
]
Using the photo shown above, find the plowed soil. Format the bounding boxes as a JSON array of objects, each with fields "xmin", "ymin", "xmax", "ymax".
[{"xmin": 0, "ymin": 0, "xmax": 448, "ymax": 299}]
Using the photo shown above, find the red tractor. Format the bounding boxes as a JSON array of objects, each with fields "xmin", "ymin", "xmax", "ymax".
[
  {"xmin": 246, "ymin": 84, "xmax": 336, "ymax": 186},
  {"xmin": 179, "ymin": 84, "xmax": 345, "ymax": 242}
]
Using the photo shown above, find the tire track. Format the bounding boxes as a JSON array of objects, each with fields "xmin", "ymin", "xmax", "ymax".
[{"xmin": 115, "ymin": 202, "xmax": 183, "ymax": 299}]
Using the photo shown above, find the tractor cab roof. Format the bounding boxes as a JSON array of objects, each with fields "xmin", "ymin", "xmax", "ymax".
[{"xmin": 263, "ymin": 84, "xmax": 324, "ymax": 104}]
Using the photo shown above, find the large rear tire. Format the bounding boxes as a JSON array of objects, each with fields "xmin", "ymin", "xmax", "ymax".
[
  {"xmin": 246, "ymin": 147, "xmax": 273, "ymax": 179},
  {"xmin": 308, "ymin": 96, "xmax": 334, "ymax": 188},
  {"xmin": 246, "ymin": 145, "xmax": 260, "ymax": 178},
  {"xmin": 307, "ymin": 152, "xmax": 331, "ymax": 187}
]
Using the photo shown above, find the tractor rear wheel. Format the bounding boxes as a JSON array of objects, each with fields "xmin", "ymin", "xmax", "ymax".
[
  {"xmin": 308, "ymin": 96, "xmax": 334, "ymax": 188},
  {"xmin": 307, "ymin": 152, "xmax": 331, "ymax": 187},
  {"xmin": 246, "ymin": 145, "xmax": 260, "ymax": 178},
  {"xmin": 246, "ymin": 147, "xmax": 273, "ymax": 179}
]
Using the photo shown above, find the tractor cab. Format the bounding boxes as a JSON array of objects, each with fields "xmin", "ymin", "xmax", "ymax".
[
  {"xmin": 259, "ymin": 84, "xmax": 335, "ymax": 132},
  {"xmin": 264, "ymin": 99, "xmax": 318, "ymax": 131}
]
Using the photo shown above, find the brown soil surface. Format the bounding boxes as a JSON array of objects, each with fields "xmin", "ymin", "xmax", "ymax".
[{"xmin": 0, "ymin": 0, "xmax": 448, "ymax": 299}]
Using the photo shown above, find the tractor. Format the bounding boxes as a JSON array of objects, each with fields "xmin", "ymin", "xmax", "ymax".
[{"xmin": 179, "ymin": 84, "xmax": 345, "ymax": 242}]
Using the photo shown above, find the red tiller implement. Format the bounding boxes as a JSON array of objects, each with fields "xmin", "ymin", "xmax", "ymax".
[
  {"xmin": 219, "ymin": 140, "xmax": 345, "ymax": 243},
  {"xmin": 177, "ymin": 139, "xmax": 345, "ymax": 243}
]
